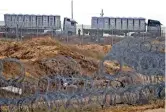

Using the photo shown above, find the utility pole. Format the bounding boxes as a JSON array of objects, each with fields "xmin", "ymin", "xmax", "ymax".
[
  {"xmin": 100, "ymin": 9, "xmax": 104, "ymax": 43},
  {"xmin": 71, "ymin": 0, "xmax": 73, "ymax": 19},
  {"xmin": 81, "ymin": 24, "xmax": 83, "ymax": 44},
  {"xmin": 52, "ymin": 27, "xmax": 54, "ymax": 38},
  {"xmin": 100, "ymin": 9, "xmax": 104, "ymax": 17}
]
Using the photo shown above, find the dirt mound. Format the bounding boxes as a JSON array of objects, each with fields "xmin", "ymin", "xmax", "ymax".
[
  {"xmin": 0, "ymin": 37, "xmax": 112, "ymax": 77},
  {"xmin": 0, "ymin": 37, "xmax": 60, "ymax": 60},
  {"xmin": 38, "ymin": 55, "xmax": 81, "ymax": 76}
]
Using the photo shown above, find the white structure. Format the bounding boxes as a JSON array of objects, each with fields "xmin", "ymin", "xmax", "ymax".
[
  {"xmin": 36, "ymin": 15, "xmax": 43, "ymax": 28},
  {"xmin": 122, "ymin": 18, "xmax": 128, "ymax": 30},
  {"xmin": 17, "ymin": 14, "xmax": 24, "ymax": 27},
  {"xmin": 31, "ymin": 15, "xmax": 37, "ymax": 28},
  {"xmin": 140, "ymin": 18, "xmax": 146, "ymax": 31},
  {"xmin": 1, "ymin": 86, "xmax": 22, "ymax": 95},
  {"xmin": 116, "ymin": 18, "xmax": 122, "ymax": 30},
  {"xmin": 11, "ymin": 14, "xmax": 17, "ymax": 27},
  {"xmin": 63, "ymin": 17, "xmax": 77, "ymax": 35},
  {"xmin": 128, "ymin": 18, "xmax": 134, "ymax": 30},
  {"xmin": 91, "ymin": 16, "xmax": 146, "ymax": 32},
  {"xmin": 24, "ymin": 14, "xmax": 30, "ymax": 28},
  {"xmin": 110, "ymin": 17, "xmax": 116, "ymax": 30},
  {"xmin": 104, "ymin": 17, "xmax": 110, "ymax": 30},
  {"xmin": 97, "ymin": 17, "xmax": 104, "ymax": 29},
  {"xmin": 134, "ymin": 18, "xmax": 140, "ymax": 31},
  {"xmin": 0, "ymin": 21, "xmax": 5, "ymax": 26},
  {"xmin": 91, "ymin": 17, "xmax": 98, "ymax": 29},
  {"xmin": 4, "ymin": 14, "xmax": 61, "ymax": 30}
]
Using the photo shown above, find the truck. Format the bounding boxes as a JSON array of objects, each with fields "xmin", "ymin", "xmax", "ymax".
[
  {"xmin": 83, "ymin": 17, "xmax": 162, "ymax": 38},
  {"xmin": 3, "ymin": 14, "xmax": 77, "ymax": 38}
]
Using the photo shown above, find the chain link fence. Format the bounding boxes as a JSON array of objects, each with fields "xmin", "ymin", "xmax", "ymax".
[{"xmin": 0, "ymin": 24, "xmax": 165, "ymax": 45}]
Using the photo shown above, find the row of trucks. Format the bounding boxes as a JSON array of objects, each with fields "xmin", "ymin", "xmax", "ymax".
[{"xmin": 0, "ymin": 14, "xmax": 163, "ymax": 38}]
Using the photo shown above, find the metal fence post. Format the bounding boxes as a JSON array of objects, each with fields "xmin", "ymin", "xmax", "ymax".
[
  {"xmin": 5, "ymin": 26, "xmax": 8, "ymax": 39},
  {"xmin": 111, "ymin": 29, "xmax": 113, "ymax": 45},
  {"xmin": 37, "ymin": 26, "xmax": 38, "ymax": 37},
  {"xmin": 52, "ymin": 27, "xmax": 54, "ymax": 38},
  {"xmin": 16, "ymin": 23, "xmax": 19, "ymax": 41},
  {"xmin": 81, "ymin": 24, "xmax": 83, "ymax": 44}
]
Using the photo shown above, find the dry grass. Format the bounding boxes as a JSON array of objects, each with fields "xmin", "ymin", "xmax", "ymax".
[
  {"xmin": 97, "ymin": 99, "xmax": 165, "ymax": 112},
  {"xmin": 1, "ymin": 99, "xmax": 164, "ymax": 112}
]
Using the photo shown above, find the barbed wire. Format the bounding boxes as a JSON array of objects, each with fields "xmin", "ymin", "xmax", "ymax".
[{"xmin": 0, "ymin": 36, "xmax": 165, "ymax": 111}]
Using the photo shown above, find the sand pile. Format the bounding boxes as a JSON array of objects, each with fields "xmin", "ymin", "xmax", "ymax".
[{"xmin": 0, "ymin": 37, "xmax": 112, "ymax": 77}]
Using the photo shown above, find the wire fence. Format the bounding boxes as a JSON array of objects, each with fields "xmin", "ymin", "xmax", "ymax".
[
  {"xmin": 0, "ymin": 31, "xmax": 165, "ymax": 111},
  {"xmin": 0, "ymin": 10, "xmax": 165, "ymax": 112},
  {"xmin": 0, "ymin": 25, "xmax": 165, "ymax": 45}
]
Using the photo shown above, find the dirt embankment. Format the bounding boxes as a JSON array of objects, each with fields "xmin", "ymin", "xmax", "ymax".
[{"xmin": 0, "ymin": 37, "xmax": 112, "ymax": 78}]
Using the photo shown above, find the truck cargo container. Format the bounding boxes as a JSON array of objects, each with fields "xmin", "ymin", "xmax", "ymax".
[
  {"xmin": 98, "ymin": 17, "xmax": 104, "ymax": 29},
  {"xmin": 140, "ymin": 18, "xmax": 146, "ymax": 31},
  {"xmin": 128, "ymin": 18, "xmax": 134, "ymax": 31},
  {"xmin": 4, "ymin": 14, "xmax": 12, "ymax": 27},
  {"xmin": 87, "ymin": 16, "xmax": 162, "ymax": 37},
  {"xmin": 116, "ymin": 18, "xmax": 122, "ymax": 30},
  {"xmin": 55, "ymin": 16, "xmax": 61, "ymax": 29},
  {"xmin": 48, "ymin": 15, "xmax": 54, "ymax": 28},
  {"xmin": 36, "ymin": 15, "xmax": 43, "ymax": 28},
  {"xmin": 17, "ymin": 15, "xmax": 24, "ymax": 28},
  {"xmin": 110, "ymin": 17, "xmax": 116, "ymax": 30},
  {"xmin": 103, "ymin": 17, "xmax": 110, "ymax": 30},
  {"xmin": 24, "ymin": 15, "xmax": 30, "ymax": 28},
  {"xmin": 42, "ymin": 15, "xmax": 49, "ymax": 28},
  {"xmin": 122, "ymin": 18, "xmax": 128, "ymax": 30},
  {"xmin": 11, "ymin": 14, "xmax": 17, "ymax": 28},
  {"xmin": 3, "ymin": 14, "xmax": 76, "ymax": 36},
  {"xmin": 91, "ymin": 17, "xmax": 98, "ymax": 29},
  {"xmin": 30, "ymin": 15, "xmax": 37, "ymax": 28},
  {"xmin": 134, "ymin": 18, "xmax": 140, "ymax": 31}
]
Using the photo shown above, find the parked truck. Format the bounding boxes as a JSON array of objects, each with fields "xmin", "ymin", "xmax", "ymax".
[
  {"xmin": 83, "ymin": 17, "xmax": 162, "ymax": 38},
  {"xmin": 3, "ymin": 14, "xmax": 77, "ymax": 38}
]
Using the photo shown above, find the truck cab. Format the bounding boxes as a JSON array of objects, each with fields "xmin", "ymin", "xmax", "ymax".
[
  {"xmin": 63, "ymin": 17, "xmax": 77, "ymax": 36},
  {"xmin": 147, "ymin": 19, "xmax": 162, "ymax": 37}
]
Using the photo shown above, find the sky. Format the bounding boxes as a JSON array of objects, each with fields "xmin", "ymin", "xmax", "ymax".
[{"xmin": 0, "ymin": 0, "xmax": 165, "ymax": 26}]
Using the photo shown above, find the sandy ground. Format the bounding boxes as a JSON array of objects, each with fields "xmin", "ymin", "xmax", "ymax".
[
  {"xmin": 143, "ymin": 108, "xmax": 165, "ymax": 112},
  {"xmin": 0, "ymin": 37, "xmax": 112, "ymax": 77}
]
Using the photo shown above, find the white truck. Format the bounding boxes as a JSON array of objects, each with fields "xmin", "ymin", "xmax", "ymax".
[
  {"xmin": 3, "ymin": 14, "xmax": 78, "ymax": 38},
  {"xmin": 44, "ymin": 17, "xmax": 77, "ymax": 36}
]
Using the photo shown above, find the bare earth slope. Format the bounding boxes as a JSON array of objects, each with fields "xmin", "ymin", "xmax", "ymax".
[{"xmin": 0, "ymin": 37, "xmax": 111, "ymax": 78}]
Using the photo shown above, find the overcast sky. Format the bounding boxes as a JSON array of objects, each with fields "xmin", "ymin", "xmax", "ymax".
[{"xmin": 0, "ymin": 0, "xmax": 165, "ymax": 26}]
